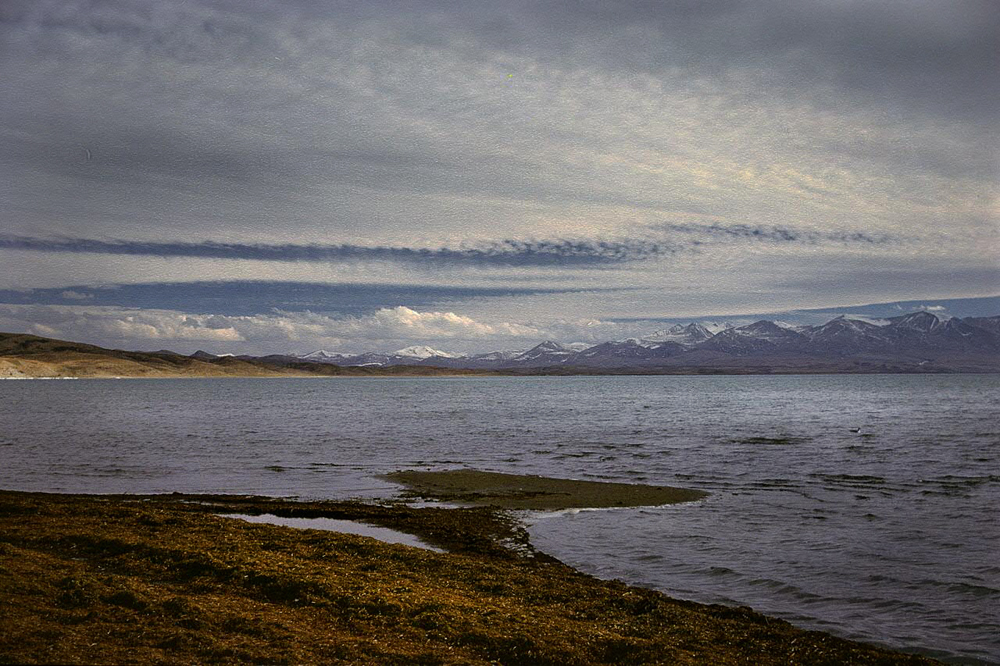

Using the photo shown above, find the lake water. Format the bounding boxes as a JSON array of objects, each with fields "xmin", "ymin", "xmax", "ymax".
[{"xmin": 0, "ymin": 375, "xmax": 997, "ymax": 663}]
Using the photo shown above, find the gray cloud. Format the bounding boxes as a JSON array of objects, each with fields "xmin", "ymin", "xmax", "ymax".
[
  {"xmin": 0, "ymin": 224, "xmax": 897, "ymax": 268},
  {"xmin": 3, "ymin": 1, "xmax": 993, "ymax": 218},
  {"xmin": 0, "ymin": 234, "xmax": 676, "ymax": 267},
  {"xmin": 659, "ymin": 224, "xmax": 896, "ymax": 246},
  {"xmin": 0, "ymin": 0, "xmax": 994, "ymax": 347},
  {"xmin": 413, "ymin": 0, "xmax": 1000, "ymax": 123},
  {"xmin": 0, "ymin": 280, "xmax": 624, "ymax": 317},
  {"xmin": 778, "ymin": 265, "xmax": 1000, "ymax": 298}
]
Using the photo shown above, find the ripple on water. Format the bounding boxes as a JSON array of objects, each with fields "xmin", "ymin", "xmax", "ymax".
[{"xmin": 1, "ymin": 374, "xmax": 998, "ymax": 663}]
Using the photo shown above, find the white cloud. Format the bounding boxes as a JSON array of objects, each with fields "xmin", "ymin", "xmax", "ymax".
[
  {"xmin": 355, "ymin": 306, "xmax": 540, "ymax": 340},
  {"xmin": 0, "ymin": 305, "xmax": 243, "ymax": 345},
  {"xmin": 0, "ymin": 303, "xmax": 565, "ymax": 354}
]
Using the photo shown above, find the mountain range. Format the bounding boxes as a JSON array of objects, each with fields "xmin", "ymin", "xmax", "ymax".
[
  {"xmin": 2, "ymin": 311, "xmax": 998, "ymax": 378},
  {"xmin": 280, "ymin": 312, "xmax": 1000, "ymax": 373}
]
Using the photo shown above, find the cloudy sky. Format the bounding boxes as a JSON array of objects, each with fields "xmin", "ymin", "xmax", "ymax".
[{"xmin": 2, "ymin": 0, "xmax": 998, "ymax": 353}]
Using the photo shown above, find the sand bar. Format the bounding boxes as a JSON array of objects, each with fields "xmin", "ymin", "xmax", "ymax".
[{"xmin": 385, "ymin": 469, "xmax": 709, "ymax": 509}]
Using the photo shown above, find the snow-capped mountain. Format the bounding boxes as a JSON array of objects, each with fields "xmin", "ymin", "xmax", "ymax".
[
  {"xmin": 392, "ymin": 345, "xmax": 465, "ymax": 359},
  {"xmin": 773, "ymin": 321, "xmax": 808, "ymax": 332},
  {"xmin": 827, "ymin": 315, "xmax": 891, "ymax": 327},
  {"xmin": 295, "ymin": 346, "xmax": 465, "ymax": 366},
  {"xmin": 571, "ymin": 338, "xmax": 687, "ymax": 366},
  {"xmin": 699, "ymin": 320, "xmax": 807, "ymax": 356},
  {"xmin": 510, "ymin": 341, "xmax": 577, "ymax": 365},
  {"xmin": 887, "ymin": 311, "xmax": 947, "ymax": 333},
  {"xmin": 700, "ymin": 322, "xmax": 734, "ymax": 335},
  {"xmin": 301, "ymin": 350, "xmax": 351, "ymax": 361},
  {"xmin": 335, "ymin": 352, "xmax": 392, "ymax": 367},
  {"xmin": 470, "ymin": 349, "xmax": 528, "ymax": 362},
  {"xmin": 881, "ymin": 313, "xmax": 996, "ymax": 352},
  {"xmin": 641, "ymin": 323, "xmax": 714, "ymax": 347},
  {"xmin": 801, "ymin": 316, "xmax": 890, "ymax": 354},
  {"xmin": 283, "ymin": 312, "xmax": 1000, "ymax": 371}
]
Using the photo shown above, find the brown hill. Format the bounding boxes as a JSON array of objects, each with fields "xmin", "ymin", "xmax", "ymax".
[
  {"xmin": 0, "ymin": 332, "xmax": 287, "ymax": 378},
  {"xmin": 0, "ymin": 332, "xmax": 489, "ymax": 379}
]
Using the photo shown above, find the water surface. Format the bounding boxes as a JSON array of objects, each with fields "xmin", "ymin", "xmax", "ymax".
[
  {"xmin": 1, "ymin": 375, "xmax": 996, "ymax": 663},
  {"xmin": 222, "ymin": 513, "xmax": 444, "ymax": 552}
]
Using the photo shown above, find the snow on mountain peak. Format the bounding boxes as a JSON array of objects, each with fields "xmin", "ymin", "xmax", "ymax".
[
  {"xmin": 512, "ymin": 340, "xmax": 579, "ymax": 362},
  {"xmin": 392, "ymin": 345, "xmax": 464, "ymax": 359},
  {"xmin": 642, "ymin": 322, "xmax": 714, "ymax": 346},
  {"xmin": 890, "ymin": 310, "xmax": 949, "ymax": 332},
  {"xmin": 701, "ymin": 322, "xmax": 734, "ymax": 334},
  {"xmin": 472, "ymin": 349, "xmax": 527, "ymax": 361},
  {"xmin": 289, "ymin": 310, "xmax": 987, "ymax": 367},
  {"xmin": 302, "ymin": 350, "xmax": 349, "ymax": 360},
  {"xmin": 832, "ymin": 315, "xmax": 891, "ymax": 327}
]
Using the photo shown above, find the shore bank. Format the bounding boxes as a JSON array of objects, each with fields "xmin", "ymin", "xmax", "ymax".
[
  {"xmin": 385, "ymin": 469, "xmax": 710, "ymax": 510},
  {"xmin": 0, "ymin": 490, "xmax": 933, "ymax": 664}
]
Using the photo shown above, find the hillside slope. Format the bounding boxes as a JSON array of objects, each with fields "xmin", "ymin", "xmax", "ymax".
[{"xmin": 0, "ymin": 333, "xmax": 487, "ymax": 378}]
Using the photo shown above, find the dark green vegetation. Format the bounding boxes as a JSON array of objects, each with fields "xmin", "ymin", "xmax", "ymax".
[
  {"xmin": 385, "ymin": 469, "xmax": 709, "ymax": 510},
  {"xmin": 0, "ymin": 491, "xmax": 935, "ymax": 664}
]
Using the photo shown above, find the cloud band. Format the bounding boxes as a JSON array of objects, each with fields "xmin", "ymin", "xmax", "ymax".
[{"xmin": 0, "ymin": 226, "xmax": 896, "ymax": 268}]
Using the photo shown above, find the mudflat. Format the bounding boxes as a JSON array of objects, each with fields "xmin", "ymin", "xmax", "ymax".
[
  {"xmin": 0, "ymin": 491, "xmax": 933, "ymax": 665},
  {"xmin": 385, "ymin": 469, "xmax": 710, "ymax": 509}
]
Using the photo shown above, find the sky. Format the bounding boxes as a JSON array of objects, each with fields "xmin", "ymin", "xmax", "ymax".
[{"xmin": 2, "ymin": 0, "xmax": 998, "ymax": 354}]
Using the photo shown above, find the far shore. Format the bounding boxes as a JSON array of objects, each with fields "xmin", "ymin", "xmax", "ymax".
[
  {"xmin": 4, "ymin": 327, "xmax": 997, "ymax": 379},
  {"xmin": 4, "ymin": 368, "xmax": 996, "ymax": 380}
]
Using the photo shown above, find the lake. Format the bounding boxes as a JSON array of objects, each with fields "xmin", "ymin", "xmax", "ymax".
[{"xmin": 1, "ymin": 374, "xmax": 996, "ymax": 663}]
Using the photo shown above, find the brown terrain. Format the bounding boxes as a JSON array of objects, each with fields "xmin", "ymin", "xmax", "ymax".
[
  {"xmin": 0, "ymin": 332, "xmax": 490, "ymax": 379},
  {"xmin": 0, "ymin": 490, "xmax": 936, "ymax": 665}
]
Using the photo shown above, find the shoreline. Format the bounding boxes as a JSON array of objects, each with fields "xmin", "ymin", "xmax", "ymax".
[
  {"xmin": 0, "ymin": 490, "xmax": 935, "ymax": 664},
  {"xmin": 4, "ymin": 369, "xmax": 999, "ymax": 381}
]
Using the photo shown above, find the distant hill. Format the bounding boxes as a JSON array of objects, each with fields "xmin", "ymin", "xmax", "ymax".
[
  {"xmin": 3, "ymin": 311, "xmax": 998, "ymax": 378},
  {"xmin": 0, "ymin": 333, "xmax": 490, "ymax": 379}
]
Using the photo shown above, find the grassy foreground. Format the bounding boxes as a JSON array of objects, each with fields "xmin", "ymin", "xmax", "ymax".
[{"xmin": 0, "ymin": 491, "xmax": 933, "ymax": 665}]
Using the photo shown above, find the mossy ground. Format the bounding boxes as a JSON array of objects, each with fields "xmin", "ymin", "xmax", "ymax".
[
  {"xmin": 0, "ymin": 491, "xmax": 934, "ymax": 664},
  {"xmin": 384, "ymin": 469, "xmax": 709, "ymax": 510}
]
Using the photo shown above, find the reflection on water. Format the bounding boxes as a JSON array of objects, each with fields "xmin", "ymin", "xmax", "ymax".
[
  {"xmin": 1, "ymin": 374, "xmax": 997, "ymax": 663},
  {"xmin": 221, "ymin": 513, "xmax": 444, "ymax": 552}
]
